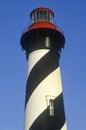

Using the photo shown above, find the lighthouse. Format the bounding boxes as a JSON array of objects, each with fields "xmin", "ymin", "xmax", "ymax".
[{"xmin": 20, "ymin": 7, "xmax": 67, "ymax": 130}]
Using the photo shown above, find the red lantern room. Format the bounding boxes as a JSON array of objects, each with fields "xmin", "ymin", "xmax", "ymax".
[{"xmin": 20, "ymin": 7, "xmax": 65, "ymax": 54}]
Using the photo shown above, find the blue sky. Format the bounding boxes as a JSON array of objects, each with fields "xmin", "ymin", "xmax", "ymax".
[{"xmin": 0, "ymin": 0, "xmax": 86, "ymax": 130}]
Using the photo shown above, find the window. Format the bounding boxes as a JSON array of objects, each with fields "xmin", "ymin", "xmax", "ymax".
[
  {"xmin": 46, "ymin": 95, "xmax": 55, "ymax": 116},
  {"xmin": 45, "ymin": 37, "xmax": 50, "ymax": 48},
  {"xmin": 49, "ymin": 99, "xmax": 54, "ymax": 116}
]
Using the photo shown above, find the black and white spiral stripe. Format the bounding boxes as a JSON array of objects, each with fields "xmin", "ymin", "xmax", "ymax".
[{"xmin": 24, "ymin": 49, "xmax": 67, "ymax": 130}]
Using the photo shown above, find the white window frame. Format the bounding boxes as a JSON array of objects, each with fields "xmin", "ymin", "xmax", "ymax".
[{"xmin": 46, "ymin": 95, "xmax": 56, "ymax": 116}]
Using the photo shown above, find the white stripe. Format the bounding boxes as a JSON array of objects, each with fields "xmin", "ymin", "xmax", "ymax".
[
  {"xmin": 24, "ymin": 67, "xmax": 63, "ymax": 130},
  {"xmin": 27, "ymin": 49, "xmax": 49, "ymax": 78}
]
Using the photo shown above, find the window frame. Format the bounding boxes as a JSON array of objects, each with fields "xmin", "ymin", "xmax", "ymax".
[
  {"xmin": 49, "ymin": 99, "xmax": 54, "ymax": 116},
  {"xmin": 46, "ymin": 95, "xmax": 56, "ymax": 116}
]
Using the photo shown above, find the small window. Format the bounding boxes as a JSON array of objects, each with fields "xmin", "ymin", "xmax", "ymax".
[
  {"xmin": 49, "ymin": 99, "xmax": 54, "ymax": 116},
  {"xmin": 45, "ymin": 37, "xmax": 50, "ymax": 48}
]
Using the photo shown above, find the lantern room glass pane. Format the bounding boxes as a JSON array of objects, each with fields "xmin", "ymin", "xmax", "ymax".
[
  {"xmin": 37, "ymin": 11, "xmax": 40, "ymax": 21},
  {"xmin": 40, "ymin": 10, "xmax": 45, "ymax": 20},
  {"xmin": 31, "ymin": 13, "xmax": 34, "ymax": 23}
]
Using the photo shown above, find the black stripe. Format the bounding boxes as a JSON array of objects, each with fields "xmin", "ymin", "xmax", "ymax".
[
  {"xmin": 25, "ymin": 50, "xmax": 60, "ymax": 107},
  {"xmin": 29, "ymin": 93, "xmax": 65, "ymax": 130}
]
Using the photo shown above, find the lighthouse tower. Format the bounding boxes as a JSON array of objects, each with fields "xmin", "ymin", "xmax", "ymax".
[{"xmin": 20, "ymin": 7, "xmax": 67, "ymax": 130}]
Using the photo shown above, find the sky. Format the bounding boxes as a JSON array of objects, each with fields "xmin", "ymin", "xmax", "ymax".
[{"xmin": 0, "ymin": 0, "xmax": 86, "ymax": 130}]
